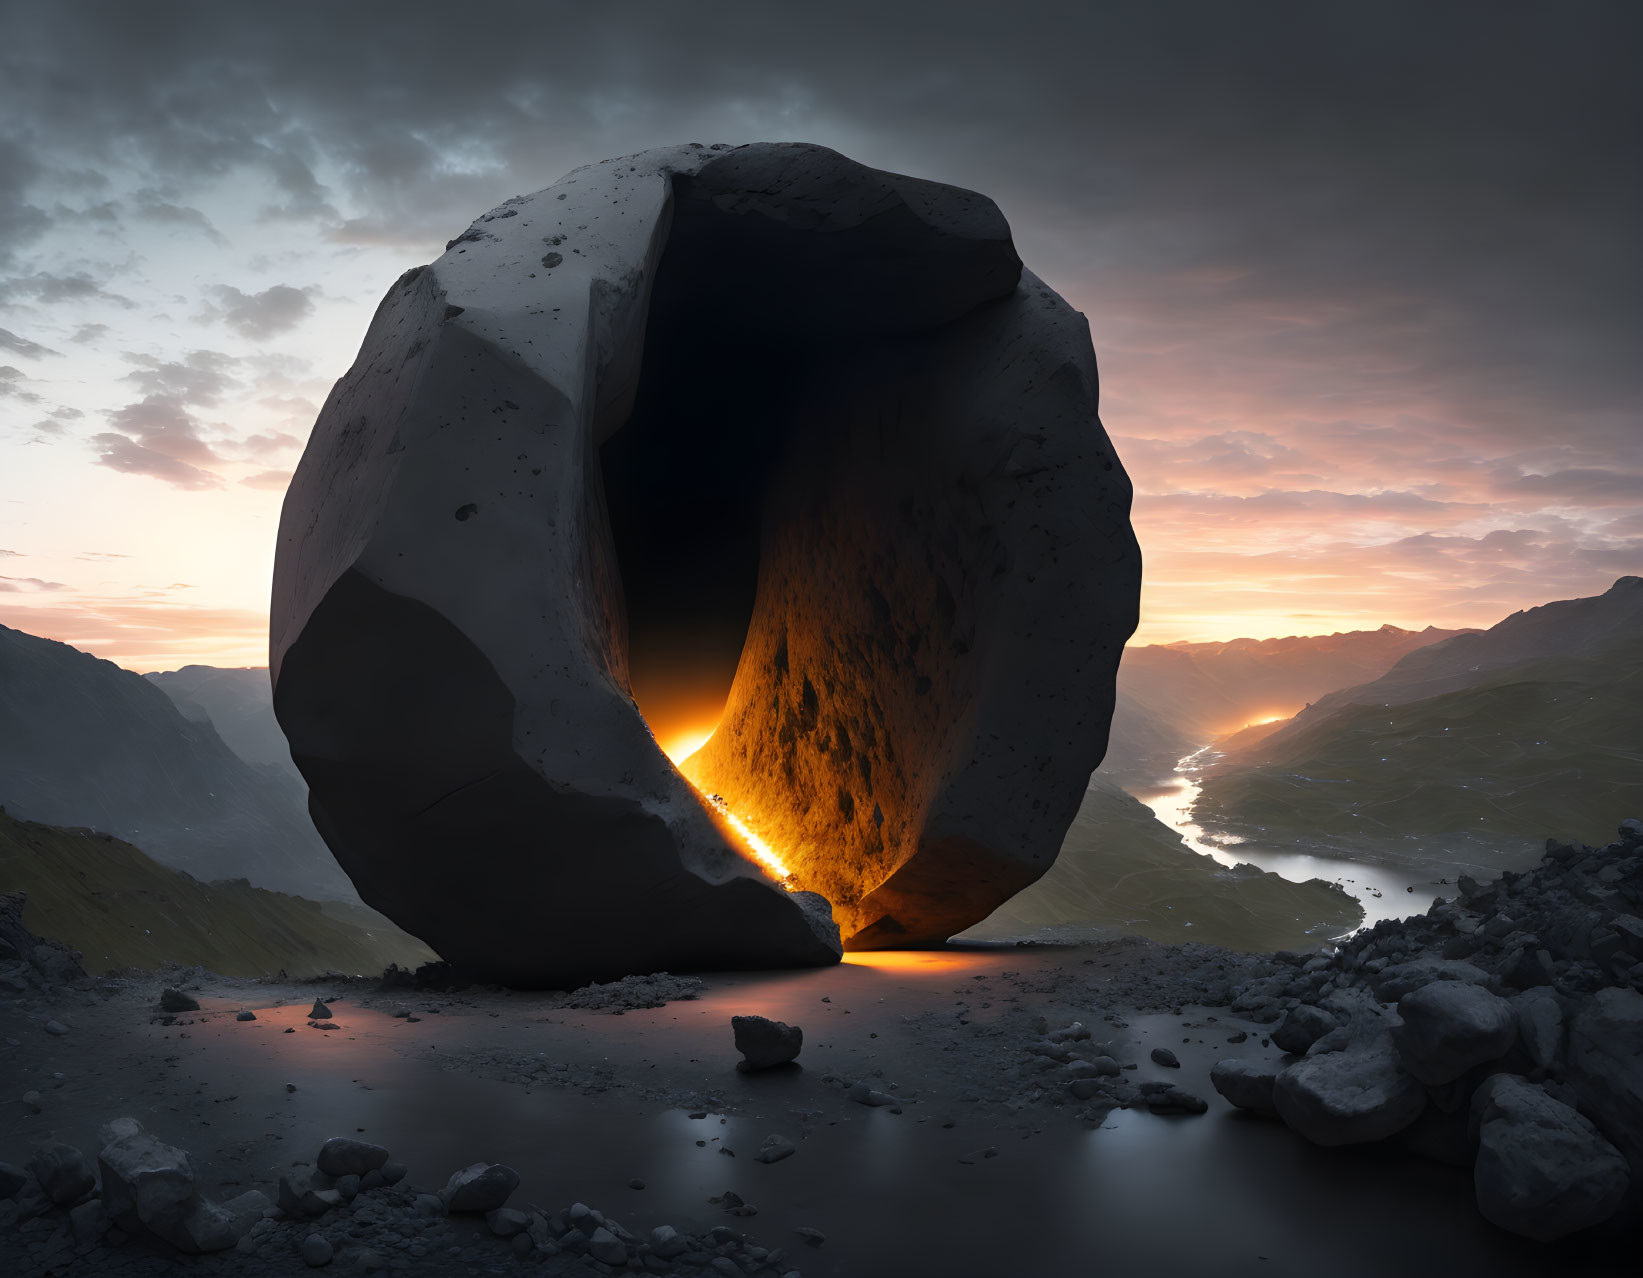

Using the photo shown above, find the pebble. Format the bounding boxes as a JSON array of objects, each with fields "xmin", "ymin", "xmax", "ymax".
[
  {"xmin": 755, "ymin": 1135, "xmax": 797, "ymax": 1164},
  {"xmin": 1150, "ymin": 1047, "xmax": 1180, "ymax": 1068}
]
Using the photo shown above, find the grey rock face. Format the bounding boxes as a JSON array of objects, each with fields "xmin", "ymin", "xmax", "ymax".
[
  {"xmin": 27, "ymin": 1141, "xmax": 95, "ymax": 1206},
  {"xmin": 1510, "ymin": 989, "xmax": 1564, "ymax": 1072},
  {"xmin": 270, "ymin": 142, "xmax": 1138, "ymax": 983},
  {"xmin": 1273, "ymin": 1040, "xmax": 1427, "ymax": 1146},
  {"xmin": 1271, "ymin": 1004, "xmax": 1339, "ymax": 1055},
  {"xmin": 487, "ymin": 1207, "xmax": 530, "ymax": 1237},
  {"xmin": 1471, "ymin": 1073, "xmax": 1629, "ymax": 1240},
  {"xmin": 96, "ymin": 1124, "xmax": 253, "ymax": 1253},
  {"xmin": 315, "ymin": 1137, "xmax": 389, "ymax": 1179},
  {"xmin": 278, "ymin": 1166, "xmax": 342, "ymax": 1218},
  {"xmin": 68, "ymin": 1196, "xmax": 111, "ymax": 1244},
  {"xmin": 733, "ymin": 1015, "xmax": 802, "ymax": 1071},
  {"xmin": 1565, "ymin": 986, "xmax": 1643, "ymax": 1189},
  {"xmin": 1391, "ymin": 980, "xmax": 1518, "ymax": 1085},
  {"xmin": 441, "ymin": 1162, "xmax": 520, "ymax": 1213},
  {"xmin": 1368, "ymin": 959, "xmax": 1489, "ymax": 1002},
  {"xmin": 98, "ymin": 1129, "xmax": 198, "ymax": 1242},
  {"xmin": 1210, "ymin": 1059, "xmax": 1280, "ymax": 1114}
]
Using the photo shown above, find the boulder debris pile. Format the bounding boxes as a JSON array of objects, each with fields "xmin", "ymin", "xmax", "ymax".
[
  {"xmin": 1, "ymin": 1123, "xmax": 808, "ymax": 1276},
  {"xmin": 269, "ymin": 140, "xmax": 1140, "ymax": 985},
  {"xmin": 1209, "ymin": 820, "xmax": 1643, "ymax": 1241}
]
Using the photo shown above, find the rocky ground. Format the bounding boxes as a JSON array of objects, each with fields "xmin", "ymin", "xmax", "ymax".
[{"xmin": 2, "ymin": 825, "xmax": 1640, "ymax": 1277}]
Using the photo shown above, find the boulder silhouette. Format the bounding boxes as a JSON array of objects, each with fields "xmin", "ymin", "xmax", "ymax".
[{"xmin": 270, "ymin": 142, "xmax": 1139, "ymax": 984}]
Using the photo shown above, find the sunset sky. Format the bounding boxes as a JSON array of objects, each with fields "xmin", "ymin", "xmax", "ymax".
[{"xmin": 1, "ymin": 2, "xmax": 1637, "ymax": 671}]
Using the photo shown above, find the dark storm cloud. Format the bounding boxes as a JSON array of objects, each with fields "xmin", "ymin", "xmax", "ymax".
[
  {"xmin": 0, "ymin": 136, "xmax": 49, "ymax": 269},
  {"xmin": 1, "ymin": 0, "xmax": 1633, "ymax": 456}
]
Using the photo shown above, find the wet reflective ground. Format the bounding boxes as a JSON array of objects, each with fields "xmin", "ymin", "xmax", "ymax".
[{"xmin": 5, "ymin": 951, "xmax": 1632, "ymax": 1277}]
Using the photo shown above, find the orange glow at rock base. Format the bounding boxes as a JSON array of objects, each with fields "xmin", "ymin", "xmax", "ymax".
[{"xmin": 661, "ymin": 722, "xmax": 719, "ymax": 765}]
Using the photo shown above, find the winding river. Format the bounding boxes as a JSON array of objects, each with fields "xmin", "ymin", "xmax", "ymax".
[{"xmin": 1132, "ymin": 746, "xmax": 1444, "ymax": 932}]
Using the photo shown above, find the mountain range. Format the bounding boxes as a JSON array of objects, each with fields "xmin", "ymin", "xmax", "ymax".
[
  {"xmin": 143, "ymin": 664, "xmax": 303, "ymax": 781},
  {"xmin": 1101, "ymin": 622, "xmax": 1470, "ymax": 784},
  {"xmin": 2, "ymin": 579, "xmax": 1626, "ymax": 963},
  {"xmin": 1196, "ymin": 576, "xmax": 1643, "ymax": 870},
  {"xmin": 0, "ymin": 623, "xmax": 354, "ymax": 900}
]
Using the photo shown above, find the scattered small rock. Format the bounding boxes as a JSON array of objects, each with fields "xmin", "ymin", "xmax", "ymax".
[
  {"xmin": 441, "ymin": 1162, "xmax": 520, "ymax": 1212},
  {"xmin": 733, "ymin": 1015, "xmax": 803, "ymax": 1071},
  {"xmin": 160, "ymin": 988, "xmax": 199, "ymax": 1013},
  {"xmin": 315, "ymin": 1137, "xmax": 390, "ymax": 1179}
]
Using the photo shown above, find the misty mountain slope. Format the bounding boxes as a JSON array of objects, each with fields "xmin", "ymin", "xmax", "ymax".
[
  {"xmin": 0, "ymin": 807, "xmax": 433, "ymax": 978},
  {"xmin": 1198, "ymin": 579, "xmax": 1643, "ymax": 859},
  {"xmin": 962, "ymin": 777, "xmax": 1361, "ymax": 951},
  {"xmin": 1279, "ymin": 576, "xmax": 1643, "ymax": 730},
  {"xmin": 0, "ymin": 623, "xmax": 355, "ymax": 900},
  {"xmin": 1102, "ymin": 623, "xmax": 1468, "ymax": 783},
  {"xmin": 145, "ymin": 664, "xmax": 301, "ymax": 781}
]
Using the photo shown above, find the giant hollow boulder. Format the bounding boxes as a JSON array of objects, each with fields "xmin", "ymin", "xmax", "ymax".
[{"xmin": 270, "ymin": 142, "xmax": 1141, "ymax": 984}]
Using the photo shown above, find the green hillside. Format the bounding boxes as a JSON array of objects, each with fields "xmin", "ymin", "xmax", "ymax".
[
  {"xmin": 1198, "ymin": 648, "xmax": 1643, "ymax": 854},
  {"xmin": 0, "ymin": 807, "xmax": 436, "ymax": 978},
  {"xmin": 964, "ymin": 778, "xmax": 1361, "ymax": 951}
]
